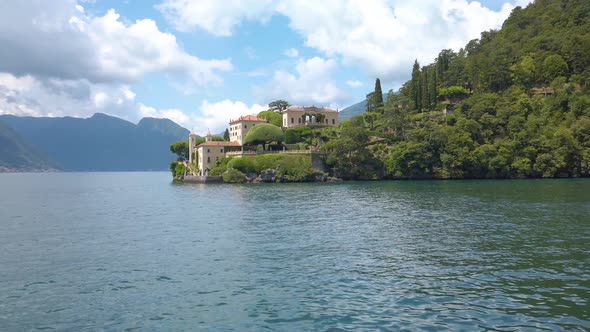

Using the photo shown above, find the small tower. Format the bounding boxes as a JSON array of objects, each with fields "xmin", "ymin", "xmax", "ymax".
[
  {"xmin": 205, "ymin": 129, "xmax": 212, "ymax": 142},
  {"xmin": 188, "ymin": 128, "xmax": 196, "ymax": 164}
]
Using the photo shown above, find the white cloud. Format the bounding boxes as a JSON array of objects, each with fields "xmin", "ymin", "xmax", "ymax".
[
  {"xmin": 157, "ymin": 0, "xmax": 533, "ymax": 84},
  {"xmin": 0, "ymin": 73, "xmax": 137, "ymax": 119},
  {"xmin": 284, "ymin": 48, "xmax": 299, "ymax": 57},
  {"xmin": 0, "ymin": 1, "xmax": 233, "ymax": 127},
  {"xmin": 0, "ymin": 1, "xmax": 232, "ymax": 85},
  {"xmin": 256, "ymin": 57, "xmax": 348, "ymax": 107},
  {"xmin": 193, "ymin": 100, "xmax": 267, "ymax": 135},
  {"xmin": 157, "ymin": 0, "xmax": 274, "ymax": 36},
  {"xmin": 93, "ymin": 92, "xmax": 109, "ymax": 108},
  {"xmin": 138, "ymin": 103, "xmax": 190, "ymax": 127},
  {"xmin": 346, "ymin": 80, "xmax": 363, "ymax": 87}
]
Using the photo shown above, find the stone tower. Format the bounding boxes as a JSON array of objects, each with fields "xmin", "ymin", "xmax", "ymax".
[
  {"xmin": 205, "ymin": 129, "xmax": 212, "ymax": 142},
  {"xmin": 188, "ymin": 128, "xmax": 196, "ymax": 163}
]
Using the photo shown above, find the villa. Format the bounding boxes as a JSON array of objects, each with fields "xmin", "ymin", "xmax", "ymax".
[{"xmin": 188, "ymin": 106, "xmax": 338, "ymax": 176}]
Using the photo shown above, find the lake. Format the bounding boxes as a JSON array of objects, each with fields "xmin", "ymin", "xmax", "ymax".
[{"xmin": 0, "ymin": 173, "xmax": 589, "ymax": 331}]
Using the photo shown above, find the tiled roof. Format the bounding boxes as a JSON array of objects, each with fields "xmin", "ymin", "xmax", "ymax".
[
  {"xmin": 197, "ymin": 141, "xmax": 241, "ymax": 147},
  {"xmin": 229, "ymin": 115, "xmax": 267, "ymax": 124},
  {"xmin": 285, "ymin": 106, "xmax": 338, "ymax": 113}
]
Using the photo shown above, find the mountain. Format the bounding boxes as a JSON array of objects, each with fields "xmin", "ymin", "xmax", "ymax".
[
  {"xmin": 0, "ymin": 113, "xmax": 189, "ymax": 171},
  {"xmin": 340, "ymin": 93, "xmax": 388, "ymax": 121},
  {"xmin": 0, "ymin": 121, "xmax": 61, "ymax": 172}
]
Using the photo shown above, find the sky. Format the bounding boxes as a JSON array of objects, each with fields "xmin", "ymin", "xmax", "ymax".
[{"xmin": 0, "ymin": 0, "xmax": 532, "ymax": 135}]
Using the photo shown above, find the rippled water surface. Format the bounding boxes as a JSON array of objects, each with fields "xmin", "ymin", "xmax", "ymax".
[{"xmin": 1, "ymin": 173, "xmax": 589, "ymax": 331}]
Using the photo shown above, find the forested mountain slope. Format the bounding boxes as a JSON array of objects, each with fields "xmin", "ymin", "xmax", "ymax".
[{"xmin": 321, "ymin": 0, "xmax": 590, "ymax": 179}]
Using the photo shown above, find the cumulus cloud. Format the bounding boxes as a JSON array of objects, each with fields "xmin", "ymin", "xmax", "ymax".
[
  {"xmin": 138, "ymin": 104, "xmax": 190, "ymax": 127},
  {"xmin": 193, "ymin": 100, "xmax": 267, "ymax": 135},
  {"xmin": 0, "ymin": 1, "xmax": 231, "ymax": 85},
  {"xmin": 157, "ymin": 0, "xmax": 274, "ymax": 36},
  {"xmin": 0, "ymin": 73, "xmax": 137, "ymax": 119},
  {"xmin": 0, "ymin": 0, "xmax": 234, "ymax": 125},
  {"xmin": 158, "ymin": 0, "xmax": 533, "ymax": 83},
  {"xmin": 255, "ymin": 57, "xmax": 348, "ymax": 107}
]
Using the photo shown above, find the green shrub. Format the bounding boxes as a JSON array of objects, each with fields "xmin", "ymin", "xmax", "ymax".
[
  {"xmin": 172, "ymin": 162, "xmax": 185, "ymax": 180},
  {"xmin": 227, "ymin": 157, "xmax": 256, "ymax": 174},
  {"xmin": 285, "ymin": 128, "xmax": 302, "ymax": 143},
  {"xmin": 243, "ymin": 123, "xmax": 284, "ymax": 148},
  {"xmin": 223, "ymin": 168, "xmax": 247, "ymax": 183},
  {"xmin": 169, "ymin": 161, "xmax": 179, "ymax": 176},
  {"xmin": 209, "ymin": 165, "xmax": 227, "ymax": 176}
]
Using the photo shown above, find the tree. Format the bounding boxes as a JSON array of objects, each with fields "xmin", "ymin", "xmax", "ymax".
[
  {"xmin": 269, "ymin": 100, "xmax": 290, "ymax": 112},
  {"xmin": 243, "ymin": 123, "xmax": 284, "ymax": 150},
  {"xmin": 169, "ymin": 140, "xmax": 189, "ymax": 161},
  {"xmin": 374, "ymin": 78, "xmax": 384, "ymax": 111},
  {"xmin": 223, "ymin": 128, "xmax": 230, "ymax": 141},
  {"xmin": 257, "ymin": 110, "xmax": 283, "ymax": 127},
  {"xmin": 542, "ymin": 54, "xmax": 568, "ymax": 83},
  {"xmin": 410, "ymin": 60, "xmax": 422, "ymax": 111},
  {"xmin": 510, "ymin": 55, "xmax": 536, "ymax": 88},
  {"xmin": 366, "ymin": 78, "xmax": 385, "ymax": 114}
]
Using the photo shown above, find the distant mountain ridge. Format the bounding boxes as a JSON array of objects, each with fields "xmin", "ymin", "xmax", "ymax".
[
  {"xmin": 0, "ymin": 121, "xmax": 61, "ymax": 172},
  {"xmin": 339, "ymin": 93, "xmax": 388, "ymax": 121},
  {"xmin": 0, "ymin": 113, "xmax": 189, "ymax": 171}
]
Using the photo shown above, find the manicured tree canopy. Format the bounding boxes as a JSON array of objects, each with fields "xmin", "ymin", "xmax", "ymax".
[{"xmin": 243, "ymin": 123, "xmax": 284, "ymax": 149}]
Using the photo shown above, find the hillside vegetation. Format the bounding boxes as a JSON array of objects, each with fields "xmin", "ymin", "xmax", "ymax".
[{"xmin": 321, "ymin": 0, "xmax": 590, "ymax": 180}]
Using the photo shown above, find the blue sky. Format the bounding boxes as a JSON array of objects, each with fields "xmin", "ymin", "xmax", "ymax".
[{"xmin": 0, "ymin": 0, "xmax": 532, "ymax": 134}]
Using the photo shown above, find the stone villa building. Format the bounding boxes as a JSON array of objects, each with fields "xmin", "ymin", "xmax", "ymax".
[
  {"xmin": 282, "ymin": 106, "xmax": 339, "ymax": 128},
  {"xmin": 189, "ymin": 106, "xmax": 338, "ymax": 176}
]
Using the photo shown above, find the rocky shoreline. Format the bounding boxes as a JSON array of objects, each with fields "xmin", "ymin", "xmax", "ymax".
[{"xmin": 244, "ymin": 168, "xmax": 342, "ymax": 183}]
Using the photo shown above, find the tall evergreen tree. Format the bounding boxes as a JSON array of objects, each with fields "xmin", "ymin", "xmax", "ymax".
[
  {"xmin": 410, "ymin": 60, "xmax": 422, "ymax": 111},
  {"xmin": 374, "ymin": 78, "xmax": 384, "ymax": 111},
  {"xmin": 223, "ymin": 128, "xmax": 230, "ymax": 141}
]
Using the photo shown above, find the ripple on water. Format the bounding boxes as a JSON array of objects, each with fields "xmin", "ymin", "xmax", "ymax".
[{"xmin": 0, "ymin": 174, "xmax": 589, "ymax": 330}]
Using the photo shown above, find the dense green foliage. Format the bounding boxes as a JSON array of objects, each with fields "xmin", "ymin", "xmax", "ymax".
[
  {"xmin": 257, "ymin": 110, "xmax": 283, "ymax": 127},
  {"xmin": 169, "ymin": 140, "xmax": 189, "ymax": 161},
  {"xmin": 169, "ymin": 160, "xmax": 186, "ymax": 180},
  {"xmin": 170, "ymin": 0, "xmax": 590, "ymax": 182},
  {"xmin": 268, "ymin": 100, "xmax": 290, "ymax": 112},
  {"xmin": 212, "ymin": 154, "xmax": 320, "ymax": 182},
  {"xmin": 222, "ymin": 168, "xmax": 247, "ymax": 183},
  {"xmin": 243, "ymin": 123, "xmax": 284, "ymax": 149},
  {"xmin": 322, "ymin": 0, "xmax": 590, "ymax": 180}
]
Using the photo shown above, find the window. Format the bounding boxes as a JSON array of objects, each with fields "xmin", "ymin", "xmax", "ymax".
[
  {"xmin": 207, "ymin": 157, "xmax": 210, "ymax": 163},
  {"xmin": 291, "ymin": 117, "xmax": 294, "ymax": 123},
  {"xmin": 332, "ymin": 119, "xmax": 335, "ymax": 125},
  {"xmin": 244, "ymin": 124, "xmax": 247, "ymax": 129},
  {"xmin": 220, "ymin": 149, "xmax": 223, "ymax": 152},
  {"xmin": 207, "ymin": 148, "xmax": 210, "ymax": 153},
  {"xmin": 298, "ymin": 118, "xmax": 301, "ymax": 124}
]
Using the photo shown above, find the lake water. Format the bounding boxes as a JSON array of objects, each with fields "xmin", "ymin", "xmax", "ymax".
[{"xmin": 0, "ymin": 173, "xmax": 589, "ymax": 331}]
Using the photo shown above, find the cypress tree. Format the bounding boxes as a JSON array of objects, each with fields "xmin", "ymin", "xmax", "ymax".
[
  {"xmin": 374, "ymin": 78, "xmax": 384, "ymax": 111},
  {"xmin": 410, "ymin": 60, "xmax": 422, "ymax": 111}
]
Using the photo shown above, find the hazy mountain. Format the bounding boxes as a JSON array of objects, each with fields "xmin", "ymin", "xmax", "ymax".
[
  {"xmin": 339, "ymin": 93, "xmax": 389, "ymax": 121},
  {"xmin": 0, "ymin": 121, "xmax": 61, "ymax": 172},
  {"xmin": 0, "ymin": 113, "xmax": 189, "ymax": 171}
]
